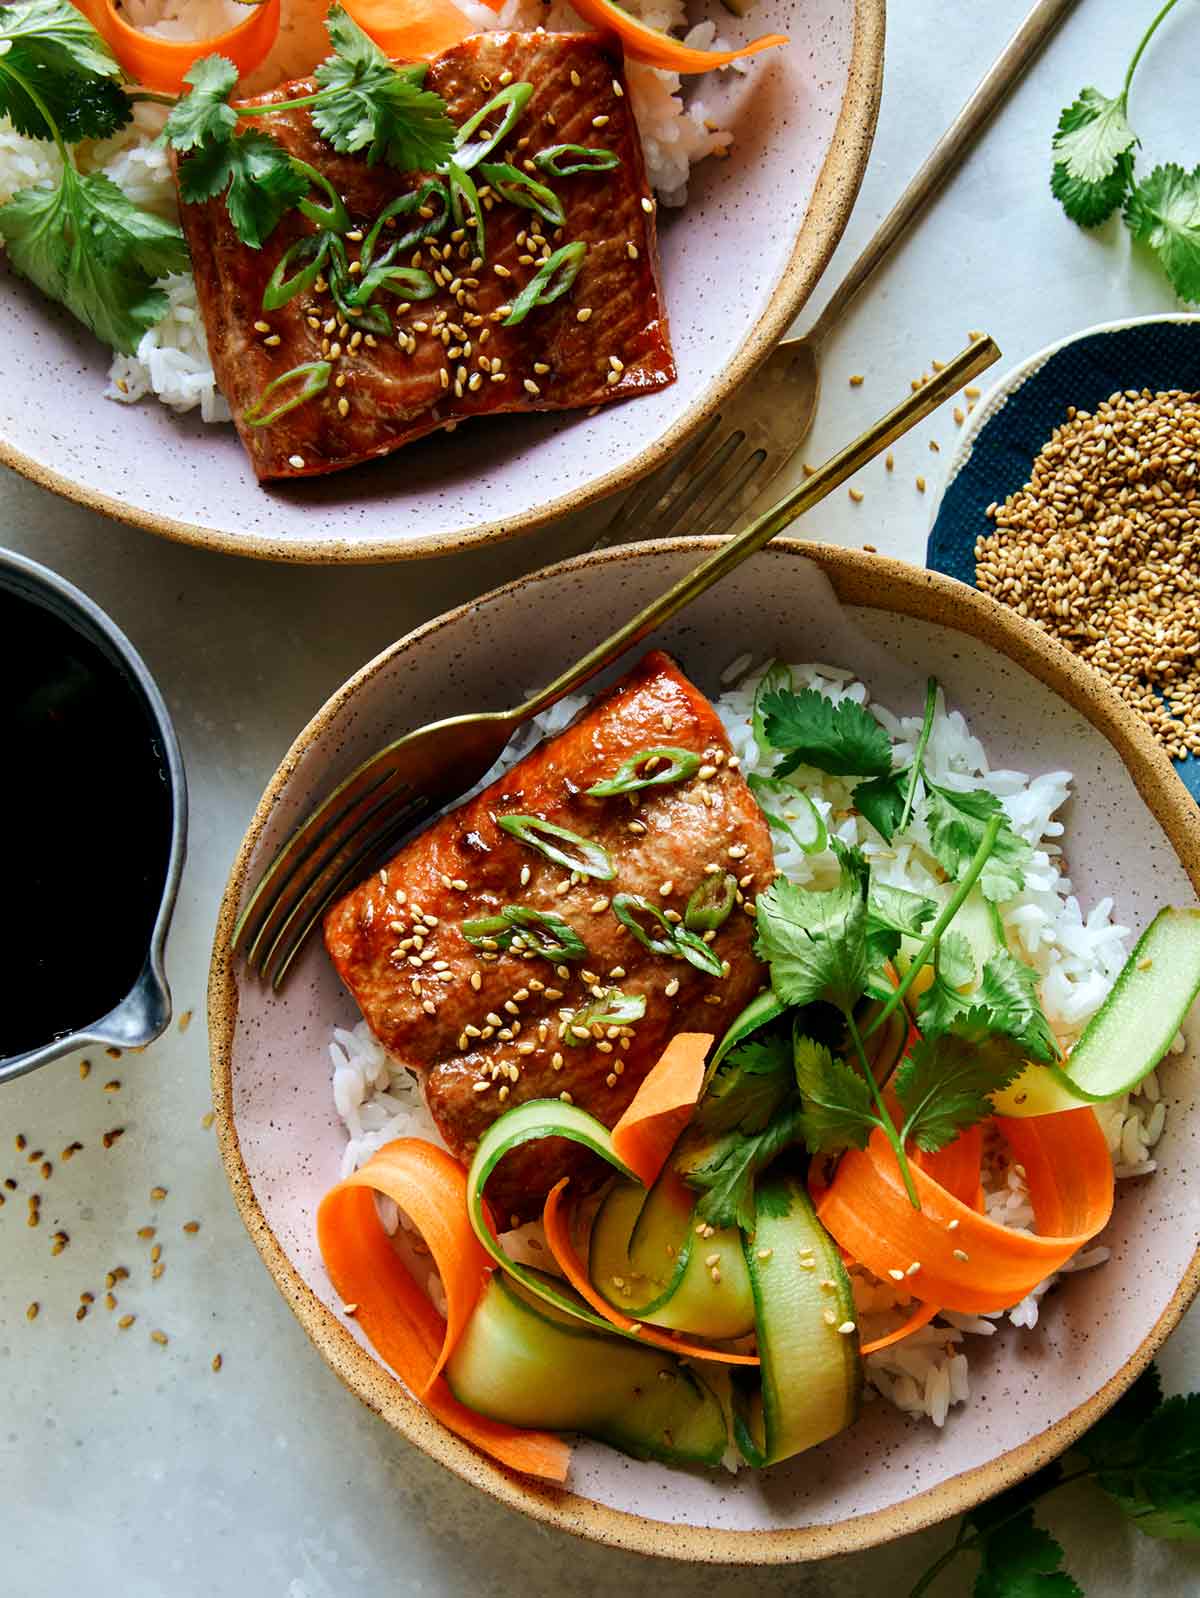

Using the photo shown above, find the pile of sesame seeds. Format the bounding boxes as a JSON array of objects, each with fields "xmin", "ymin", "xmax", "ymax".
[{"xmin": 975, "ymin": 388, "xmax": 1200, "ymax": 760}]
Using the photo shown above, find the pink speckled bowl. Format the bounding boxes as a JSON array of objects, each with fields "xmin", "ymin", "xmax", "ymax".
[
  {"xmin": 0, "ymin": 2, "xmax": 883, "ymax": 563},
  {"xmin": 210, "ymin": 541, "xmax": 1200, "ymax": 1560}
]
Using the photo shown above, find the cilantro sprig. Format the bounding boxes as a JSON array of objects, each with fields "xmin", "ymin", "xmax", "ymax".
[
  {"xmin": 910, "ymin": 1364, "xmax": 1200, "ymax": 1596},
  {"xmin": 1050, "ymin": 0, "xmax": 1200, "ymax": 301},
  {"xmin": 0, "ymin": 1, "xmax": 188, "ymax": 353},
  {"xmin": 165, "ymin": 7, "xmax": 455, "ymax": 248}
]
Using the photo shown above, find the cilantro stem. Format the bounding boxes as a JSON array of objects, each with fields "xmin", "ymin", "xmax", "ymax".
[
  {"xmin": 845, "ymin": 1010, "xmax": 920, "ymax": 1209},
  {"xmin": 238, "ymin": 91, "xmax": 330, "ymax": 117},
  {"xmin": 897, "ymin": 677, "xmax": 938, "ymax": 835},
  {"xmin": 907, "ymin": 1467, "xmax": 1095, "ymax": 1597},
  {"xmin": 864, "ymin": 814, "xmax": 1003, "ymax": 1041},
  {"xmin": 128, "ymin": 90, "xmax": 178, "ymax": 107},
  {"xmin": 1123, "ymin": 0, "xmax": 1184, "ymax": 101}
]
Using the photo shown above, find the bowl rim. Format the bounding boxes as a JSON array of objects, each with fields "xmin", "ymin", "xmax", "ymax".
[
  {"xmin": 0, "ymin": 3, "xmax": 886, "ymax": 567},
  {"xmin": 934, "ymin": 310, "xmax": 1200, "ymax": 510},
  {"xmin": 208, "ymin": 538, "xmax": 1200, "ymax": 1562}
]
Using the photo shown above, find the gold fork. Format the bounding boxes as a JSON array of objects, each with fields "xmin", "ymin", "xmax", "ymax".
[{"xmin": 233, "ymin": 335, "xmax": 1000, "ymax": 987}]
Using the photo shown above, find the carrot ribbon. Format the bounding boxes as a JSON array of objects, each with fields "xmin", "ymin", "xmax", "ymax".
[
  {"xmin": 815, "ymin": 1110, "xmax": 1114, "ymax": 1316},
  {"xmin": 564, "ymin": 0, "xmax": 786, "ymax": 74},
  {"xmin": 610, "ymin": 1031, "xmax": 711, "ymax": 1187},
  {"xmin": 317, "ymin": 1139, "xmax": 569, "ymax": 1482},
  {"xmin": 74, "ymin": 0, "xmax": 283, "ymax": 93}
]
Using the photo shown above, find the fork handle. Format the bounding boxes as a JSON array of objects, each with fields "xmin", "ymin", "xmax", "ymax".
[
  {"xmin": 808, "ymin": 0, "xmax": 1081, "ymax": 347},
  {"xmin": 515, "ymin": 337, "xmax": 1000, "ymax": 723}
]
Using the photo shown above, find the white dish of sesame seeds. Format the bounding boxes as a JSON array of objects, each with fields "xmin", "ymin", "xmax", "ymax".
[
  {"xmin": 0, "ymin": 0, "xmax": 884, "ymax": 562},
  {"xmin": 211, "ymin": 539, "xmax": 1200, "ymax": 1561}
]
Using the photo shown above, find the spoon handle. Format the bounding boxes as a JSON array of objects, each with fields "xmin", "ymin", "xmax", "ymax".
[
  {"xmin": 517, "ymin": 337, "xmax": 999, "ymax": 721},
  {"xmin": 808, "ymin": 0, "xmax": 1081, "ymax": 346}
]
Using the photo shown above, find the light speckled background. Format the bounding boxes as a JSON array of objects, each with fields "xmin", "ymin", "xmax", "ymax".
[{"xmin": 3, "ymin": 0, "xmax": 1200, "ymax": 1592}]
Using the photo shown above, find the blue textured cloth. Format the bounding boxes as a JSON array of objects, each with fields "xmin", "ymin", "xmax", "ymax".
[{"xmin": 926, "ymin": 320, "xmax": 1200, "ymax": 801}]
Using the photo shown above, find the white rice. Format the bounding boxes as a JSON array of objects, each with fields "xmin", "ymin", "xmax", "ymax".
[
  {"xmin": 0, "ymin": 0, "xmax": 736, "ymax": 418},
  {"xmin": 326, "ymin": 661, "xmax": 1190, "ymax": 1434}
]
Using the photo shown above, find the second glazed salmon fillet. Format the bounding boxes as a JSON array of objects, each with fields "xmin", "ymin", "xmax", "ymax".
[{"xmin": 324, "ymin": 651, "xmax": 775, "ymax": 1220}]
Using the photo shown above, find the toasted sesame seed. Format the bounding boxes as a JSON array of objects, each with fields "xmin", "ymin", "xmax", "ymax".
[
  {"xmin": 118, "ymin": 1314, "xmax": 135, "ymax": 1329},
  {"xmin": 150, "ymin": 1330, "xmax": 168, "ymax": 1346},
  {"xmin": 26, "ymin": 1302, "xmax": 37, "ymax": 1322},
  {"xmin": 264, "ymin": 334, "xmax": 281, "ymax": 347},
  {"xmin": 150, "ymin": 1186, "xmax": 167, "ymax": 1201},
  {"xmin": 183, "ymin": 1221, "xmax": 200, "ymax": 1235},
  {"xmin": 150, "ymin": 1244, "xmax": 162, "ymax": 1263},
  {"xmin": 888, "ymin": 1267, "xmax": 905, "ymax": 1281},
  {"xmin": 289, "ymin": 454, "xmax": 305, "ymax": 470},
  {"xmin": 664, "ymin": 978, "xmax": 680, "ymax": 997},
  {"xmin": 472, "ymin": 1080, "xmax": 491, "ymax": 1093},
  {"xmin": 626, "ymin": 242, "xmax": 638, "ymax": 260},
  {"xmin": 838, "ymin": 1320, "xmax": 857, "ymax": 1336},
  {"xmin": 641, "ymin": 196, "xmax": 654, "ymax": 214},
  {"xmin": 593, "ymin": 114, "xmax": 609, "ymax": 128},
  {"xmin": 952, "ymin": 1247, "xmax": 970, "ymax": 1262},
  {"xmin": 559, "ymin": 1091, "xmax": 573, "ymax": 1104},
  {"xmin": 523, "ymin": 378, "xmax": 540, "ymax": 396},
  {"xmin": 947, "ymin": 1218, "xmax": 960, "ymax": 1230},
  {"xmin": 916, "ymin": 475, "xmax": 927, "ymax": 492},
  {"xmin": 849, "ymin": 487, "xmax": 865, "ymax": 503},
  {"xmin": 822, "ymin": 1308, "xmax": 837, "ymax": 1326},
  {"xmin": 212, "ymin": 1353, "xmax": 223, "ymax": 1372}
]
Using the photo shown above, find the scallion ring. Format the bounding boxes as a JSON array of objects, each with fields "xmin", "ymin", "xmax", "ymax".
[
  {"xmin": 446, "ymin": 160, "xmax": 486, "ymax": 260},
  {"xmin": 503, "ymin": 241, "xmax": 587, "ymax": 327},
  {"xmin": 291, "ymin": 159, "xmax": 349, "ymax": 233},
  {"xmin": 563, "ymin": 988, "xmax": 646, "ymax": 1043},
  {"xmin": 262, "ymin": 231, "xmax": 330, "ymax": 311},
  {"xmin": 746, "ymin": 773, "xmax": 828, "ymax": 855},
  {"xmin": 359, "ymin": 179, "xmax": 450, "ymax": 271},
  {"xmin": 452, "ymin": 82, "xmax": 534, "ymax": 171},
  {"xmin": 497, "ymin": 815, "xmax": 615, "ymax": 879},
  {"xmin": 243, "ymin": 361, "xmax": 331, "ymax": 428},
  {"xmin": 684, "ymin": 872, "xmax": 737, "ymax": 934},
  {"xmin": 586, "ymin": 746, "xmax": 701, "ymax": 798},
  {"xmin": 460, "ymin": 905, "xmax": 588, "ymax": 961},
  {"xmin": 477, "ymin": 161, "xmax": 565, "ymax": 228},
  {"xmin": 327, "ymin": 241, "xmax": 392, "ymax": 334},
  {"xmin": 355, "ymin": 263, "xmax": 437, "ymax": 304},
  {"xmin": 611, "ymin": 892, "xmax": 725, "ymax": 977},
  {"xmin": 533, "ymin": 144, "xmax": 620, "ymax": 177},
  {"xmin": 752, "ymin": 660, "xmax": 794, "ymax": 759}
]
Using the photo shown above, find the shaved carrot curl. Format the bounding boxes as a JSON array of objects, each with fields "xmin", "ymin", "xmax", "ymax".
[
  {"xmin": 341, "ymin": 0, "xmax": 481, "ymax": 60},
  {"xmin": 542, "ymin": 1179, "xmax": 760, "ymax": 1365},
  {"xmin": 318, "ymin": 1139, "xmax": 569, "ymax": 1482},
  {"xmin": 611, "ymin": 1031, "xmax": 712, "ymax": 1188},
  {"xmin": 816, "ymin": 1110, "xmax": 1113, "ymax": 1316},
  {"xmin": 74, "ymin": 0, "xmax": 282, "ymax": 93},
  {"xmin": 565, "ymin": 0, "xmax": 786, "ymax": 73}
]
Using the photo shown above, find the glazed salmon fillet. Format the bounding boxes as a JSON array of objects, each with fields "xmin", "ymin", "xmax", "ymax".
[
  {"xmin": 324, "ymin": 652, "xmax": 775, "ymax": 1220},
  {"xmin": 178, "ymin": 32, "xmax": 674, "ymax": 481}
]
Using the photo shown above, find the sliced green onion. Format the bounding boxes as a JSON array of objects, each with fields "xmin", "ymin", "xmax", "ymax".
[
  {"xmin": 752, "ymin": 660, "xmax": 794, "ymax": 758},
  {"xmin": 563, "ymin": 987, "xmax": 646, "ymax": 1044},
  {"xmin": 360, "ymin": 179, "xmax": 449, "ymax": 271},
  {"xmin": 497, "ymin": 815, "xmax": 615, "ymax": 880},
  {"xmin": 356, "ymin": 263, "xmax": 437, "ymax": 303},
  {"xmin": 291, "ymin": 159, "xmax": 349, "ymax": 233},
  {"xmin": 477, "ymin": 161, "xmax": 565, "ymax": 227},
  {"xmin": 534, "ymin": 144, "xmax": 620, "ymax": 177},
  {"xmin": 746, "ymin": 773, "xmax": 828, "ymax": 855},
  {"xmin": 503, "ymin": 241, "xmax": 587, "ymax": 327},
  {"xmin": 243, "ymin": 361, "xmax": 331, "ymax": 428},
  {"xmin": 452, "ymin": 82, "xmax": 534, "ymax": 171},
  {"xmin": 684, "ymin": 872, "xmax": 737, "ymax": 933},
  {"xmin": 611, "ymin": 892, "xmax": 725, "ymax": 977},
  {"xmin": 262, "ymin": 231, "xmax": 329, "ymax": 311},
  {"xmin": 460, "ymin": 905, "xmax": 588, "ymax": 962},
  {"xmin": 327, "ymin": 241, "xmax": 392, "ymax": 334},
  {"xmin": 586, "ymin": 746, "xmax": 700, "ymax": 798},
  {"xmin": 446, "ymin": 159, "xmax": 486, "ymax": 260}
]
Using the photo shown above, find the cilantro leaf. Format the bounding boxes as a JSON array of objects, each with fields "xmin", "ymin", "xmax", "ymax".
[
  {"xmin": 866, "ymin": 881, "xmax": 938, "ymax": 960},
  {"xmin": 893, "ymin": 1014, "xmax": 1027, "ymax": 1152},
  {"xmin": 312, "ymin": 6, "xmax": 455, "ymax": 171},
  {"xmin": 923, "ymin": 783, "xmax": 1032, "ymax": 903},
  {"xmin": 977, "ymin": 950, "xmax": 1058, "ymax": 1063},
  {"xmin": 1124, "ymin": 164, "xmax": 1200, "ymax": 304},
  {"xmin": 916, "ymin": 931, "xmax": 977, "ymax": 1035},
  {"xmin": 696, "ymin": 1035, "xmax": 793, "ymax": 1136},
  {"xmin": 678, "ymin": 1102, "xmax": 805, "ymax": 1231},
  {"xmin": 0, "ymin": 0, "xmax": 130, "ymax": 144},
  {"xmin": 853, "ymin": 767, "xmax": 909, "ymax": 843},
  {"xmin": 179, "ymin": 129, "xmax": 308, "ymax": 248},
  {"xmin": 1074, "ymin": 1365, "xmax": 1162, "ymax": 1466},
  {"xmin": 1092, "ymin": 1393, "xmax": 1200, "ymax": 1541},
  {"xmin": 1052, "ymin": 88, "xmax": 1137, "ymax": 184},
  {"xmin": 1052, "ymin": 150, "xmax": 1133, "ymax": 228},
  {"xmin": 163, "ymin": 54, "xmax": 239, "ymax": 153},
  {"xmin": 761, "ymin": 686, "xmax": 893, "ymax": 778},
  {"xmin": 793, "ymin": 1033, "xmax": 876, "ymax": 1155},
  {"xmin": 753, "ymin": 847, "xmax": 869, "ymax": 1014},
  {"xmin": 972, "ymin": 1508, "xmax": 1083, "ymax": 1598},
  {"xmin": 0, "ymin": 168, "xmax": 187, "ymax": 353}
]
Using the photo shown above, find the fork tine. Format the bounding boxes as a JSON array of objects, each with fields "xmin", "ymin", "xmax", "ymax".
[
  {"xmin": 689, "ymin": 446, "xmax": 770, "ymax": 538},
  {"xmin": 592, "ymin": 412, "xmax": 723, "ymax": 549},
  {"xmin": 241, "ymin": 771, "xmax": 420, "ymax": 974},
  {"xmin": 233, "ymin": 753, "xmax": 408, "ymax": 959},
  {"xmin": 257, "ymin": 790, "xmax": 434, "ymax": 989},
  {"xmin": 651, "ymin": 429, "xmax": 747, "ymax": 539}
]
